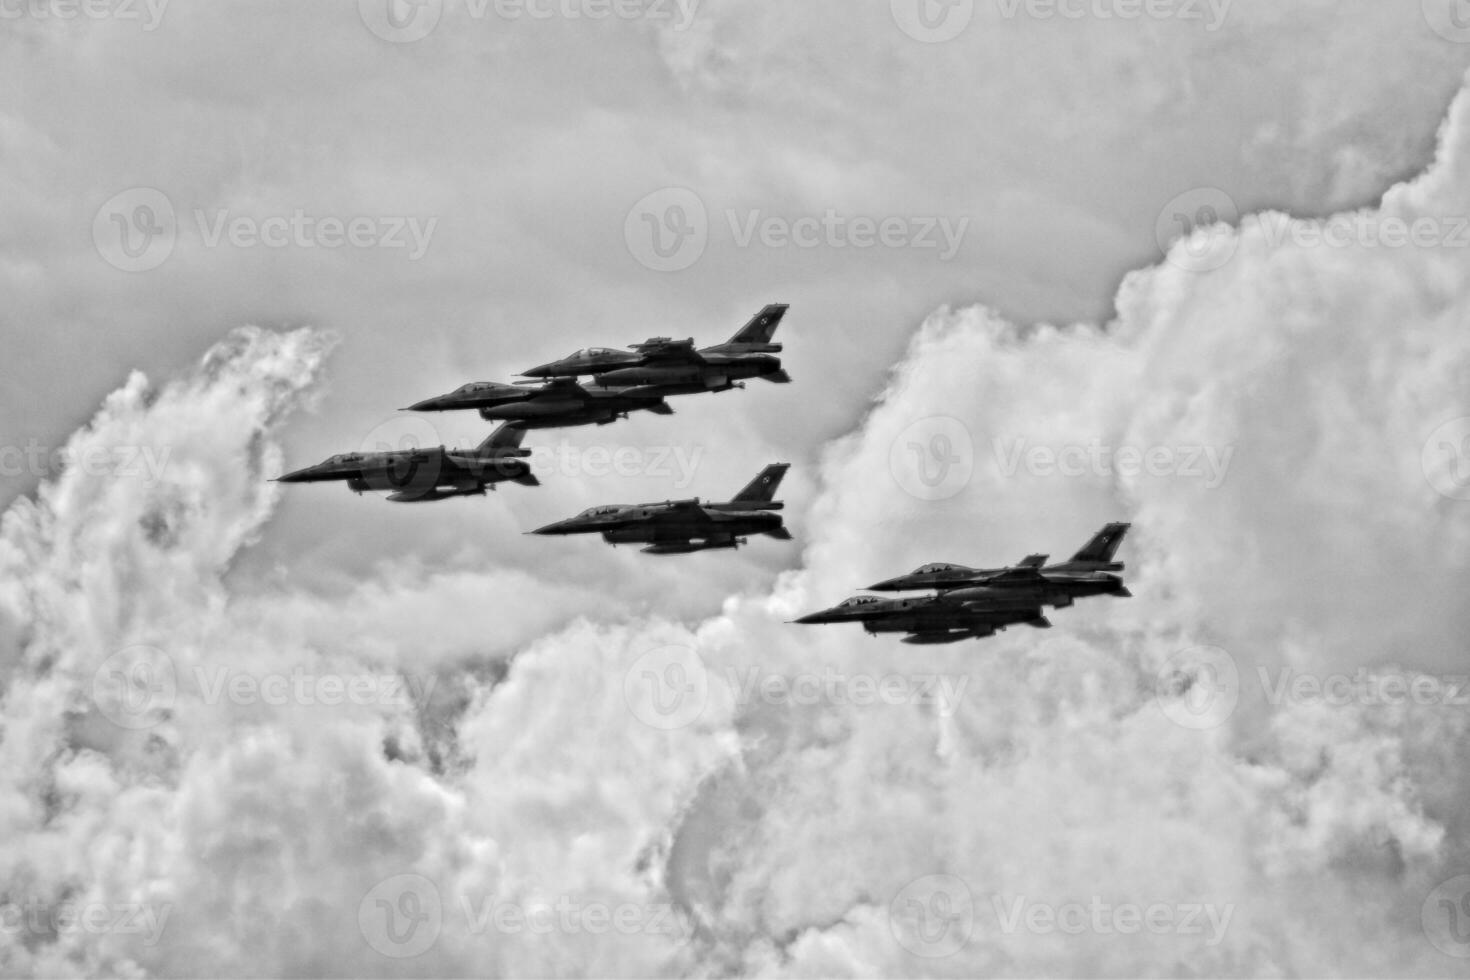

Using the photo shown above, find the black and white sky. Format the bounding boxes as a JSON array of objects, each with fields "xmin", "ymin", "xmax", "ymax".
[{"xmin": 4, "ymin": 1, "xmax": 1470, "ymax": 976}]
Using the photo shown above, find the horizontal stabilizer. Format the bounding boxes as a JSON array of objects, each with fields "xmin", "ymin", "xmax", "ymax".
[
  {"xmin": 763, "ymin": 369, "xmax": 792, "ymax": 384},
  {"xmin": 646, "ymin": 402, "xmax": 675, "ymax": 415},
  {"xmin": 765, "ymin": 526, "xmax": 793, "ymax": 540}
]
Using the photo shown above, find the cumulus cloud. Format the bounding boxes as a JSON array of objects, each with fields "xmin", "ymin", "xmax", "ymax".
[{"xmin": 4, "ymin": 63, "xmax": 1470, "ymax": 980}]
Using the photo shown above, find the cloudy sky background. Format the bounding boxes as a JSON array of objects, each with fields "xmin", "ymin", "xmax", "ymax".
[{"xmin": 3, "ymin": 1, "xmax": 1470, "ymax": 976}]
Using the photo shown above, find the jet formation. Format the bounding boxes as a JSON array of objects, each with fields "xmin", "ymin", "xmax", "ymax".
[
  {"xmin": 794, "ymin": 523, "xmax": 1132, "ymax": 644},
  {"xmin": 275, "ymin": 300, "xmax": 1135, "ymax": 642},
  {"xmin": 276, "ymin": 304, "xmax": 791, "ymax": 503}
]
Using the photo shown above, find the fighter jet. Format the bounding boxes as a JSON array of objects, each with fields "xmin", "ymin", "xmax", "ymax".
[
  {"xmin": 274, "ymin": 423, "xmax": 538, "ymax": 502},
  {"xmin": 519, "ymin": 304, "xmax": 792, "ymax": 391},
  {"xmin": 791, "ymin": 594, "xmax": 1054, "ymax": 645},
  {"xmin": 530, "ymin": 463, "xmax": 792, "ymax": 554},
  {"xmin": 404, "ymin": 377, "xmax": 676, "ymax": 430},
  {"xmin": 865, "ymin": 523, "xmax": 1133, "ymax": 610}
]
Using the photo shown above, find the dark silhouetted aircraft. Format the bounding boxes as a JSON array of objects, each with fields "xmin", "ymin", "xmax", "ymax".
[
  {"xmin": 791, "ymin": 594, "xmax": 1053, "ymax": 645},
  {"xmin": 520, "ymin": 304, "xmax": 792, "ymax": 391},
  {"xmin": 865, "ymin": 523, "xmax": 1133, "ymax": 609},
  {"xmin": 405, "ymin": 377, "xmax": 676, "ymax": 429},
  {"xmin": 791, "ymin": 523, "xmax": 1131, "ymax": 643},
  {"xmin": 274, "ymin": 423, "xmax": 538, "ymax": 502},
  {"xmin": 530, "ymin": 463, "xmax": 791, "ymax": 554}
]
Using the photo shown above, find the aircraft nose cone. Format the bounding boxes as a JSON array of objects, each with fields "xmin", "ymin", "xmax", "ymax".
[
  {"xmin": 866, "ymin": 577, "xmax": 904, "ymax": 591},
  {"xmin": 405, "ymin": 395, "xmax": 450, "ymax": 412},
  {"xmin": 791, "ymin": 611, "xmax": 831, "ymax": 625},
  {"xmin": 519, "ymin": 364, "xmax": 554, "ymax": 379},
  {"xmin": 530, "ymin": 520, "xmax": 573, "ymax": 535},
  {"xmin": 274, "ymin": 465, "xmax": 318, "ymax": 483}
]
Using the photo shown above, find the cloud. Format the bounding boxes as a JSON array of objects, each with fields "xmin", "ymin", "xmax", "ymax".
[{"xmin": 4, "ymin": 58, "xmax": 1470, "ymax": 980}]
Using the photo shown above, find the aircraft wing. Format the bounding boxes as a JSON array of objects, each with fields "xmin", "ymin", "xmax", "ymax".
[{"xmin": 630, "ymin": 337, "xmax": 705, "ymax": 363}]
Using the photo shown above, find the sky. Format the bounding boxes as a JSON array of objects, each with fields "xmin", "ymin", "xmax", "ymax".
[{"xmin": 2, "ymin": 1, "xmax": 1470, "ymax": 977}]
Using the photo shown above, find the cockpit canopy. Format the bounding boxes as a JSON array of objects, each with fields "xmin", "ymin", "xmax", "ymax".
[
  {"xmin": 913, "ymin": 563, "xmax": 966, "ymax": 575},
  {"xmin": 577, "ymin": 505, "xmax": 624, "ymax": 518},
  {"xmin": 837, "ymin": 596, "xmax": 883, "ymax": 608},
  {"xmin": 566, "ymin": 348, "xmax": 622, "ymax": 360},
  {"xmin": 454, "ymin": 382, "xmax": 501, "ymax": 394},
  {"xmin": 327, "ymin": 453, "xmax": 365, "ymax": 464}
]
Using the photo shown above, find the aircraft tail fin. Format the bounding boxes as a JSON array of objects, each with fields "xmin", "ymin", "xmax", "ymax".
[
  {"xmin": 732, "ymin": 462, "xmax": 790, "ymax": 507},
  {"xmin": 478, "ymin": 423, "xmax": 529, "ymax": 455},
  {"xmin": 1069, "ymin": 523, "xmax": 1130, "ymax": 566},
  {"xmin": 727, "ymin": 304, "xmax": 789, "ymax": 346}
]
